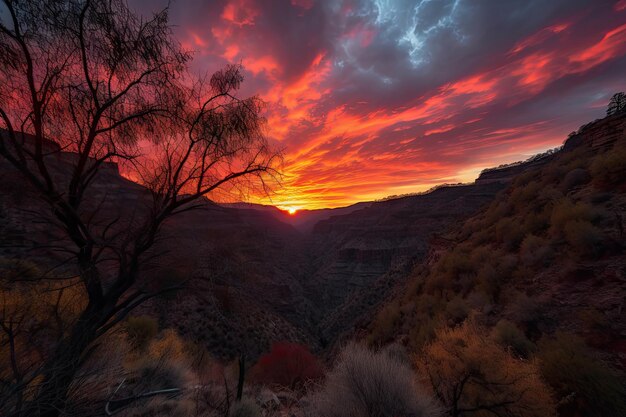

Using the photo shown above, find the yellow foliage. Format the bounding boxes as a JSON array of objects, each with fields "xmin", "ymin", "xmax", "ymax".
[
  {"xmin": 417, "ymin": 321, "xmax": 555, "ymax": 417},
  {"xmin": 148, "ymin": 329, "xmax": 186, "ymax": 360},
  {"xmin": 1, "ymin": 275, "xmax": 87, "ymax": 386}
]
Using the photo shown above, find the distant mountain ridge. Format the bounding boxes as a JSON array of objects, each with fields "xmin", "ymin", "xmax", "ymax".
[{"xmin": 2, "ymin": 111, "xmax": 620, "ymax": 359}]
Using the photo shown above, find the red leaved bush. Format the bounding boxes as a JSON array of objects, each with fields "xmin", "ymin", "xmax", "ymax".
[{"xmin": 250, "ymin": 342, "xmax": 324, "ymax": 388}]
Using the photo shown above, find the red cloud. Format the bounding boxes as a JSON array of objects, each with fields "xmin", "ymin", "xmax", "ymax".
[{"xmin": 164, "ymin": 1, "xmax": 626, "ymax": 209}]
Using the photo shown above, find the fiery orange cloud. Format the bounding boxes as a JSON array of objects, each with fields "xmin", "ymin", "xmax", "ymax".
[
  {"xmin": 266, "ymin": 21, "xmax": 626, "ymax": 209},
  {"xmin": 163, "ymin": 0, "xmax": 626, "ymax": 209}
]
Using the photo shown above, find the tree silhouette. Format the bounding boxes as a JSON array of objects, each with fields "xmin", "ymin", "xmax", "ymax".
[
  {"xmin": 607, "ymin": 92, "xmax": 626, "ymax": 116},
  {"xmin": 0, "ymin": 0, "xmax": 279, "ymax": 415}
]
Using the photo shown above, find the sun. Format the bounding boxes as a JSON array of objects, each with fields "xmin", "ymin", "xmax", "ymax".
[{"xmin": 278, "ymin": 204, "xmax": 301, "ymax": 215}]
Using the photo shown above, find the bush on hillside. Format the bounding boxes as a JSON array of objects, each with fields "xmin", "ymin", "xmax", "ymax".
[
  {"xmin": 250, "ymin": 342, "xmax": 323, "ymax": 389},
  {"xmin": 491, "ymin": 319, "xmax": 535, "ymax": 358},
  {"xmin": 475, "ymin": 262, "xmax": 507, "ymax": 302},
  {"xmin": 506, "ymin": 291, "xmax": 548, "ymax": 335},
  {"xmin": 0, "ymin": 258, "xmax": 43, "ymax": 283},
  {"xmin": 538, "ymin": 332, "xmax": 626, "ymax": 417},
  {"xmin": 590, "ymin": 146, "xmax": 626, "ymax": 186},
  {"xmin": 126, "ymin": 316, "xmax": 159, "ymax": 352},
  {"xmin": 520, "ymin": 234, "xmax": 553, "ymax": 267},
  {"xmin": 494, "ymin": 218, "xmax": 525, "ymax": 250},
  {"xmin": 418, "ymin": 321, "xmax": 555, "ymax": 417},
  {"xmin": 369, "ymin": 302, "xmax": 403, "ymax": 344},
  {"xmin": 308, "ymin": 343, "xmax": 441, "ymax": 417},
  {"xmin": 521, "ymin": 208, "xmax": 551, "ymax": 235},
  {"xmin": 562, "ymin": 168, "xmax": 591, "ymax": 191},
  {"xmin": 563, "ymin": 220, "xmax": 604, "ymax": 257},
  {"xmin": 444, "ymin": 296, "xmax": 469, "ymax": 324},
  {"xmin": 549, "ymin": 199, "xmax": 600, "ymax": 236},
  {"xmin": 408, "ymin": 315, "xmax": 438, "ymax": 350},
  {"xmin": 123, "ymin": 329, "xmax": 195, "ymax": 393}
]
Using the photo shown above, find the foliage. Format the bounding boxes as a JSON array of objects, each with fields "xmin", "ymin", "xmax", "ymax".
[
  {"xmin": 0, "ymin": 0, "xmax": 279, "ymax": 414},
  {"xmin": 126, "ymin": 316, "xmax": 159, "ymax": 352},
  {"xmin": 127, "ymin": 329, "xmax": 194, "ymax": 391},
  {"xmin": 369, "ymin": 111, "xmax": 626, "ymax": 417},
  {"xmin": 418, "ymin": 322, "xmax": 555, "ymax": 417},
  {"xmin": 444, "ymin": 296, "xmax": 469, "ymax": 325},
  {"xmin": 0, "ymin": 274, "xmax": 86, "ymax": 413},
  {"xmin": 229, "ymin": 398, "xmax": 262, "ymax": 417},
  {"xmin": 368, "ymin": 303, "xmax": 402, "ymax": 343},
  {"xmin": 491, "ymin": 319, "xmax": 535, "ymax": 358},
  {"xmin": 606, "ymin": 92, "xmax": 626, "ymax": 116},
  {"xmin": 549, "ymin": 199, "xmax": 600, "ymax": 236},
  {"xmin": 250, "ymin": 342, "xmax": 323, "ymax": 389},
  {"xmin": 519, "ymin": 234, "xmax": 553, "ymax": 267},
  {"xmin": 0, "ymin": 258, "xmax": 43, "ymax": 282},
  {"xmin": 308, "ymin": 343, "xmax": 441, "ymax": 417},
  {"xmin": 561, "ymin": 168, "xmax": 590, "ymax": 191},
  {"xmin": 563, "ymin": 220, "xmax": 604, "ymax": 257},
  {"xmin": 590, "ymin": 146, "xmax": 626, "ymax": 186},
  {"xmin": 538, "ymin": 333, "xmax": 626, "ymax": 417}
]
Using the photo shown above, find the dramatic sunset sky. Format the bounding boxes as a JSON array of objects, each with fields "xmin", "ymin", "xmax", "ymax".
[{"xmin": 131, "ymin": 0, "xmax": 626, "ymax": 210}]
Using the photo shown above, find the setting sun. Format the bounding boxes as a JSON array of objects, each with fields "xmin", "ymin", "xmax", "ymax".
[{"xmin": 288, "ymin": 207, "xmax": 298, "ymax": 215}]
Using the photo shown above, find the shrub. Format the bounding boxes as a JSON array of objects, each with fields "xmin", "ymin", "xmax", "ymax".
[
  {"xmin": 562, "ymin": 168, "xmax": 590, "ymax": 191},
  {"xmin": 474, "ymin": 265, "xmax": 498, "ymax": 302},
  {"xmin": 369, "ymin": 303, "xmax": 402, "ymax": 343},
  {"xmin": 522, "ymin": 209, "xmax": 550, "ymax": 235},
  {"xmin": 563, "ymin": 220, "xmax": 604, "ymax": 256},
  {"xmin": 506, "ymin": 292, "xmax": 547, "ymax": 335},
  {"xmin": 434, "ymin": 248, "xmax": 473, "ymax": 283},
  {"xmin": 538, "ymin": 332, "xmax": 626, "ymax": 417},
  {"xmin": 125, "ymin": 329, "xmax": 194, "ymax": 394},
  {"xmin": 491, "ymin": 319, "xmax": 535, "ymax": 358},
  {"xmin": 133, "ymin": 358, "xmax": 189, "ymax": 391},
  {"xmin": 510, "ymin": 181, "xmax": 541, "ymax": 210},
  {"xmin": 549, "ymin": 199, "xmax": 600, "ymax": 236},
  {"xmin": 229, "ymin": 398, "xmax": 261, "ymax": 417},
  {"xmin": 444, "ymin": 296, "xmax": 469, "ymax": 324},
  {"xmin": 0, "ymin": 258, "xmax": 43, "ymax": 283},
  {"xmin": 494, "ymin": 218, "xmax": 525, "ymax": 250},
  {"xmin": 590, "ymin": 146, "xmax": 626, "ymax": 185},
  {"xmin": 308, "ymin": 343, "xmax": 441, "ymax": 417},
  {"xmin": 407, "ymin": 313, "xmax": 438, "ymax": 350},
  {"xmin": 520, "ymin": 234, "xmax": 553, "ymax": 267},
  {"xmin": 250, "ymin": 342, "xmax": 323, "ymax": 388},
  {"xmin": 578, "ymin": 307, "xmax": 611, "ymax": 334},
  {"xmin": 418, "ymin": 321, "xmax": 555, "ymax": 417},
  {"xmin": 126, "ymin": 316, "xmax": 158, "ymax": 351}
]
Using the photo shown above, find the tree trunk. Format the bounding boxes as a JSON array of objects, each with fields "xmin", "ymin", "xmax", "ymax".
[
  {"xmin": 236, "ymin": 354, "xmax": 245, "ymax": 401},
  {"xmin": 24, "ymin": 308, "xmax": 101, "ymax": 417}
]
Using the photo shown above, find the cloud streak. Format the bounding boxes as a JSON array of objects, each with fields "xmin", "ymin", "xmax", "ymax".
[{"xmin": 131, "ymin": 0, "xmax": 626, "ymax": 209}]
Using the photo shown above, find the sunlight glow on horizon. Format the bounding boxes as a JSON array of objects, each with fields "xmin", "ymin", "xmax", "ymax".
[{"xmin": 131, "ymin": 0, "xmax": 626, "ymax": 211}]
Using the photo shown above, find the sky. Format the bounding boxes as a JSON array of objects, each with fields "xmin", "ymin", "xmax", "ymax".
[{"xmin": 130, "ymin": 0, "xmax": 626, "ymax": 210}]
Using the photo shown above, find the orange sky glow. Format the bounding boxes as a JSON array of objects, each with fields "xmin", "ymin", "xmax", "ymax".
[{"xmin": 133, "ymin": 0, "xmax": 626, "ymax": 209}]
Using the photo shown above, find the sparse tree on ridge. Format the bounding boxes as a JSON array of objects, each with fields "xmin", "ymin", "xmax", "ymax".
[
  {"xmin": 607, "ymin": 92, "xmax": 626, "ymax": 116},
  {"xmin": 0, "ymin": 0, "xmax": 280, "ymax": 415}
]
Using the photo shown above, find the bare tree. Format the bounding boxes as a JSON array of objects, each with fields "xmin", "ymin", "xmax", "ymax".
[{"xmin": 0, "ymin": 1, "xmax": 279, "ymax": 415}]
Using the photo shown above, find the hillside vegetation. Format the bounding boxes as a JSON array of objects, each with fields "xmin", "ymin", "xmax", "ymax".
[
  {"xmin": 2, "ymin": 108, "xmax": 625, "ymax": 416},
  {"xmin": 369, "ymin": 114, "xmax": 626, "ymax": 416}
]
